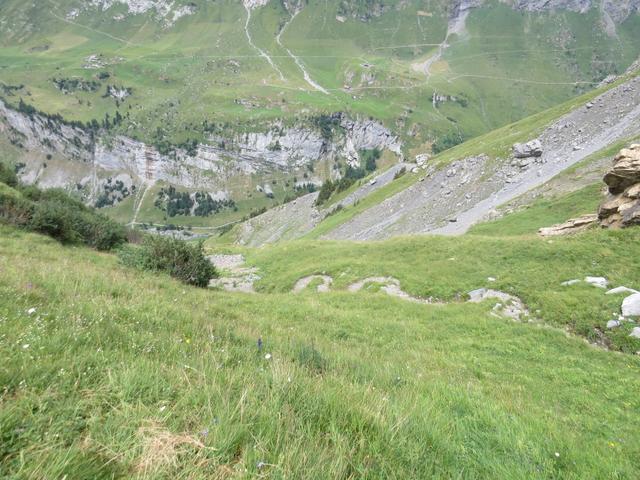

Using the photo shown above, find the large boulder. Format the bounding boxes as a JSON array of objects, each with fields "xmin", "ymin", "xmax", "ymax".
[
  {"xmin": 513, "ymin": 139, "xmax": 543, "ymax": 158},
  {"xmin": 599, "ymin": 144, "xmax": 640, "ymax": 228},
  {"xmin": 602, "ymin": 144, "xmax": 640, "ymax": 194}
]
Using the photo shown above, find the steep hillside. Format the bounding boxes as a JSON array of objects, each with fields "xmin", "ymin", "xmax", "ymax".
[
  {"xmin": 2, "ymin": 0, "xmax": 640, "ymax": 230},
  {"xmin": 2, "ymin": 219, "xmax": 640, "ymax": 477},
  {"xmin": 230, "ymin": 66, "xmax": 640, "ymax": 244}
]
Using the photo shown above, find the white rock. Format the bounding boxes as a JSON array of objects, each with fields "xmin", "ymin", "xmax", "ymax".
[
  {"xmin": 561, "ymin": 279, "xmax": 581, "ymax": 286},
  {"xmin": 264, "ymin": 353, "xmax": 272, "ymax": 360},
  {"xmin": 629, "ymin": 327, "xmax": 640, "ymax": 339},
  {"xmin": 606, "ymin": 286, "xmax": 639, "ymax": 295},
  {"xmin": 487, "ymin": 277, "xmax": 496, "ymax": 282},
  {"xmin": 27, "ymin": 308, "xmax": 36, "ymax": 315},
  {"xmin": 584, "ymin": 277, "xmax": 608, "ymax": 289},
  {"xmin": 606, "ymin": 320, "xmax": 621, "ymax": 329},
  {"xmin": 622, "ymin": 293, "xmax": 640, "ymax": 317}
]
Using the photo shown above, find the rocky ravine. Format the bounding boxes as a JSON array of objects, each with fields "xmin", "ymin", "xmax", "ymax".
[{"xmin": 0, "ymin": 102, "xmax": 401, "ymax": 204}]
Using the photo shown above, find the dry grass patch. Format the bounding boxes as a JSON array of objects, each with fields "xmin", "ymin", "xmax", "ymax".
[{"xmin": 135, "ymin": 421, "xmax": 207, "ymax": 474}]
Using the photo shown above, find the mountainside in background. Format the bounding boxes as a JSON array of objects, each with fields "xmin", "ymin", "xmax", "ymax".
[
  {"xmin": 2, "ymin": 0, "xmax": 640, "ymax": 228},
  {"xmin": 228, "ymin": 65, "xmax": 640, "ymax": 245}
]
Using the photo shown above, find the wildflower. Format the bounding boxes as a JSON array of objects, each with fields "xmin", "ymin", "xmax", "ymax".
[
  {"xmin": 554, "ymin": 452, "xmax": 560, "ymax": 458},
  {"xmin": 27, "ymin": 308, "xmax": 36, "ymax": 315},
  {"xmin": 257, "ymin": 461, "xmax": 266, "ymax": 470},
  {"xmin": 200, "ymin": 428, "xmax": 209, "ymax": 437},
  {"xmin": 22, "ymin": 344, "xmax": 30, "ymax": 349},
  {"xmin": 264, "ymin": 353, "xmax": 272, "ymax": 360}
]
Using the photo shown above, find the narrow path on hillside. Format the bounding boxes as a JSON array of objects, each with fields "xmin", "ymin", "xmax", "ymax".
[
  {"xmin": 244, "ymin": 5, "xmax": 286, "ymax": 81},
  {"xmin": 130, "ymin": 182, "xmax": 152, "ymax": 226},
  {"xmin": 276, "ymin": 10, "xmax": 329, "ymax": 95}
]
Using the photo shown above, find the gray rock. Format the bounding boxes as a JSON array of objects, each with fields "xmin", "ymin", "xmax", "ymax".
[
  {"xmin": 606, "ymin": 286, "xmax": 639, "ymax": 295},
  {"xmin": 606, "ymin": 320, "xmax": 621, "ymax": 329},
  {"xmin": 629, "ymin": 327, "xmax": 640, "ymax": 339},
  {"xmin": 622, "ymin": 293, "xmax": 640, "ymax": 317},
  {"xmin": 561, "ymin": 279, "xmax": 581, "ymax": 286},
  {"xmin": 585, "ymin": 276, "xmax": 608, "ymax": 289},
  {"xmin": 513, "ymin": 139, "xmax": 543, "ymax": 158}
]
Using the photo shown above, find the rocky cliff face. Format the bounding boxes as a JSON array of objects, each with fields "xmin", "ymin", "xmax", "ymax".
[
  {"xmin": 75, "ymin": 1, "xmax": 197, "ymax": 26},
  {"xmin": 599, "ymin": 144, "xmax": 640, "ymax": 228},
  {"xmin": 450, "ymin": 0, "xmax": 640, "ymax": 23},
  {"xmin": 512, "ymin": 0, "xmax": 640, "ymax": 22},
  {"xmin": 0, "ymin": 101, "xmax": 402, "ymax": 203}
]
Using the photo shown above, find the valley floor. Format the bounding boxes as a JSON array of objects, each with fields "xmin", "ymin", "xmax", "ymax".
[{"xmin": 1, "ymin": 217, "xmax": 639, "ymax": 478}]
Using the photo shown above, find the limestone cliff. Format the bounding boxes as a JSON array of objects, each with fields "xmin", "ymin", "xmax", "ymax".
[{"xmin": 0, "ymin": 101, "xmax": 402, "ymax": 204}]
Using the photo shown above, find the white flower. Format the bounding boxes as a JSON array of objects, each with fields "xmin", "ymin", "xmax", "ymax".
[
  {"xmin": 22, "ymin": 344, "xmax": 30, "ymax": 349},
  {"xmin": 159, "ymin": 406, "xmax": 166, "ymax": 412},
  {"xmin": 554, "ymin": 452, "xmax": 560, "ymax": 458},
  {"xmin": 264, "ymin": 353, "xmax": 272, "ymax": 360},
  {"xmin": 27, "ymin": 308, "xmax": 36, "ymax": 315}
]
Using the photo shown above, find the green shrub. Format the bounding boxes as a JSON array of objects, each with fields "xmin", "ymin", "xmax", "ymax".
[
  {"xmin": 1, "ymin": 182, "xmax": 126, "ymax": 250},
  {"xmin": 0, "ymin": 191, "xmax": 33, "ymax": 227},
  {"xmin": 72, "ymin": 210, "xmax": 126, "ymax": 251},
  {"xmin": 0, "ymin": 163, "xmax": 19, "ymax": 188},
  {"xmin": 29, "ymin": 201, "xmax": 80, "ymax": 243},
  {"xmin": 119, "ymin": 236, "xmax": 217, "ymax": 287}
]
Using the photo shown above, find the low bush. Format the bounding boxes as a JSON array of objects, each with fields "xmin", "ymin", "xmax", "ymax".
[
  {"xmin": 118, "ymin": 236, "xmax": 217, "ymax": 287},
  {"xmin": 30, "ymin": 201, "xmax": 80, "ymax": 244},
  {"xmin": 0, "ymin": 177, "xmax": 126, "ymax": 250},
  {"xmin": 0, "ymin": 163, "xmax": 19, "ymax": 188}
]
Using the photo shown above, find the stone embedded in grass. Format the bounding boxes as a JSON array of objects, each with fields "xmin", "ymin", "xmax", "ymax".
[
  {"xmin": 622, "ymin": 293, "xmax": 640, "ymax": 317},
  {"xmin": 585, "ymin": 277, "xmax": 608, "ymax": 289},
  {"xmin": 606, "ymin": 286, "xmax": 639, "ymax": 295},
  {"xmin": 607, "ymin": 320, "xmax": 621, "ymax": 329},
  {"xmin": 561, "ymin": 279, "xmax": 581, "ymax": 286},
  {"xmin": 27, "ymin": 307, "xmax": 36, "ymax": 315},
  {"xmin": 629, "ymin": 327, "xmax": 640, "ymax": 339}
]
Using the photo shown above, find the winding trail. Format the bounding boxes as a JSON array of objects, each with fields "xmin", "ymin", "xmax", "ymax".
[
  {"xmin": 244, "ymin": 5, "xmax": 286, "ymax": 81},
  {"xmin": 276, "ymin": 10, "xmax": 329, "ymax": 94}
]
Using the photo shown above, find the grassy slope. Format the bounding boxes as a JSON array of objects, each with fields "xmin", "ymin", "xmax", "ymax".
[
  {"xmin": 468, "ymin": 184, "xmax": 602, "ymax": 236},
  {"xmin": 1, "ymin": 226, "xmax": 639, "ymax": 478}
]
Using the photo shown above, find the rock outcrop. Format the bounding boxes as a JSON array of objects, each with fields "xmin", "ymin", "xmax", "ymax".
[
  {"xmin": 599, "ymin": 144, "xmax": 640, "ymax": 228},
  {"xmin": 538, "ymin": 214, "xmax": 598, "ymax": 236},
  {"xmin": 539, "ymin": 144, "xmax": 640, "ymax": 235}
]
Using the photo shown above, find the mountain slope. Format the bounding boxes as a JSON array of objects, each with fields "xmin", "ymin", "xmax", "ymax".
[
  {"xmin": 2, "ymin": 221, "xmax": 640, "ymax": 477},
  {"xmin": 228, "ymin": 66, "xmax": 640, "ymax": 244}
]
